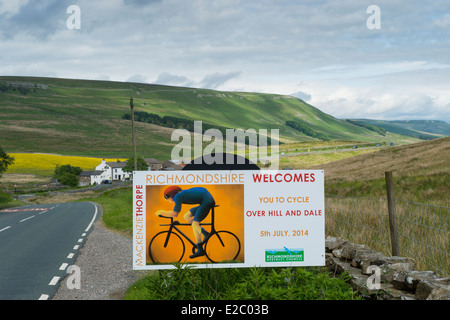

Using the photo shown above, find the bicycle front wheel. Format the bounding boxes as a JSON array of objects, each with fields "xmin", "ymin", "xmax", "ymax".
[
  {"xmin": 149, "ymin": 231, "xmax": 185, "ymax": 264},
  {"xmin": 205, "ymin": 231, "xmax": 241, "ymax": 263}
]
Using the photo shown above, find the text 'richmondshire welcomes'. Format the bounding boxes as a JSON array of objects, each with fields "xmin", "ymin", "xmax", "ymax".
[{"xmin": 145, "ymin": 172, "xmax": 317, "ymax": 185}]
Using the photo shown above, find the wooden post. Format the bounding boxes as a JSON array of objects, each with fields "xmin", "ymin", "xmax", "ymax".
[
  {"xmin": 130, "ymin": 97, "xmax": 137, "ymax": 171},
  {"xmin": 385, "ymin": 171, "xmax": 400, "ymax": 256}
]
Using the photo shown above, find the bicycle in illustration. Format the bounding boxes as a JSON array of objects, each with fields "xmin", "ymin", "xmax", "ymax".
[{"xmin": 148, "ymin": 205, "xmax": 241, "ymax": 264}]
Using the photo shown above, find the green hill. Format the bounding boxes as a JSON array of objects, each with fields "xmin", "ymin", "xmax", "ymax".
[
  {"xmin": 0, "ymin": 76, "xmax": 413, "ymax": 159},
  {"xmin": 348, "ymin": 119, "xmax": 449, "ymax": 140}
]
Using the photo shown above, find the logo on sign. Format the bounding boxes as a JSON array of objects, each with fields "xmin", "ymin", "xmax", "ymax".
[{"xmin": 265, "ymin": 247, "xmax": 304, "ymax": 262}]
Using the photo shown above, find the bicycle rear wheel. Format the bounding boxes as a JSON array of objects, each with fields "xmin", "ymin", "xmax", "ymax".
[
  {"xmin": 204, "ymin": 231, "xmax": 241, "ymax": 263},
  {"xmin": 149, "ymin": 231, "xmax": 185, "ymax": 263}
]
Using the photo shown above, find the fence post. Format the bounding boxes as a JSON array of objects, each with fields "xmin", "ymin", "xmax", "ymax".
[{"xmin": 385, "ymin": 171, "xmax": 400, "ymax": 256}]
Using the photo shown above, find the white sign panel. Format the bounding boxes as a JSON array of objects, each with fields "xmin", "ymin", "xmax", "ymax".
[{"xmin": 133, "ymin": 170, "xmax": 324, "ymax": 270}]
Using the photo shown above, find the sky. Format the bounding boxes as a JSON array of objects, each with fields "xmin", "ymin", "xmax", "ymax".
[{"xmin": 1, "ymin": 0, "xmax": 450, "ymax": 122}]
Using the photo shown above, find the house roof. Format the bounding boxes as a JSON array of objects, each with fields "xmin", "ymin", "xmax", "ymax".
[
  {"xmin": 106, "ymin": 160, "xmax": 127, "ymax": 168},
  {"xmin": 80, "ymin": 170, "xmax": 104, "ymax": 177},
  {"xmin": 145, "ymin": 158, "xmax": 162, "ymax": 164}
]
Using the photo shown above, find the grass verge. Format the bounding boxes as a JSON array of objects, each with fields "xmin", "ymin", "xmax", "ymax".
[
  {"xmin": 124, "ymin": 265, "xmax": 362, "ymax": 300},
  {"xmin": 79, "ymin": 186, "xmax": 133, "ymax": 236},
  {"xmin": 0, "ymin": 189, "xmax": 25, "ymax": 209}
]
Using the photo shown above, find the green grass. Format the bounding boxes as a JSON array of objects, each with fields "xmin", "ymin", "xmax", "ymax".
[
  {"xmin": 280, "ymin": 148, "xmax": 380, "ymax": 169},
  {"xmin": 0, "ymin": 189, "xmax": 12, "ymax": 203},
  {"xmin": 0, "ymin": 189, "xmax": 13, "ymax": 209},
  {"xmin": 124, "ymin": 265, "xmax": 362, "ymax": 300},
  {"xmin": 0, "ymin": 189, "xmax": 24, "ymax": 209},
  {"xmin": 325, "ymin": 172, "xmax": 450, "ymax": 206},
  {"xmin": 80, "ymin": 187, "xmax": 133, "ymax": 235},
  {"xmin": 0, "ymin": 76, "xmax": 401, "ymax": 160}
]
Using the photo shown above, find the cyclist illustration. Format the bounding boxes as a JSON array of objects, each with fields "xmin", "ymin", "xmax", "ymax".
[{"xmin": 155, "ymin": 186, "xmax": 215, "ymax": 259}]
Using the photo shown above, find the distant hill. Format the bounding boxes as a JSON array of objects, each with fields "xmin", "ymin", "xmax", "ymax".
[
  {"xmin": 347, "ymin": 119, "xmax": 449, "ymax": 140},
  {"xmin": 0, "ymin": 76, "xmax": 420, "ymax": 159},
  {"xmin": 310, "ymin": 136, "xmax": 450, "ymax": 205},
  {"xmin": 313, "ymin": 136, "xmax": 450, "ymax": 181},
  {"xmin": 393, "ymin": 120, "xmax": 450, "ymax": 136}
]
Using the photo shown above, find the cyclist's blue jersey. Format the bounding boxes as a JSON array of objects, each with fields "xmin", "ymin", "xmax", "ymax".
[
  {"xmin": 173, "ymin": 187, "xmax": 215, "ymax": 222},
  {"xmin": 173, "ymin": 187, "xmax": 213, "ymax": 212}
]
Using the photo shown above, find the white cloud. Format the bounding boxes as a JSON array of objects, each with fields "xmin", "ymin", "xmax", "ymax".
[
  {"xmin": 291, "ymin": 91, "xmax": 312, "ymax": 102},
  {"xmin": 433, "ymin": 13, "xmax": 450, "ymax": 28},
  {"xmin": 0, "ymin": 0, "xmax": 29, "ymax": 16},
  {"xmin": 126, "ymin": 74, "xmax": 148, "ymax": 83},
  {"xmin": 198, "ymin": 71, "xmax": 242, "ymax": 89},
  {"xmin": 0, "ymin": 0, "xmax": 449, "ymax": 122},
  {"xmin": 152, "ymin": 71, "xmax": 242, "ymax": 90},
  {"xmin": 154, "ymin": 72, "xmax": 194, "ymax": 87},
  {"xmin": 302, "ymin": 67, "xmax": 450, "ymax": 121}
]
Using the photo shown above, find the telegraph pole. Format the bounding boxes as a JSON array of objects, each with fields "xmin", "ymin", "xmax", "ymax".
[{"xmin": 130, "ymin": 97, "xmax": 137, "ymax": 171}]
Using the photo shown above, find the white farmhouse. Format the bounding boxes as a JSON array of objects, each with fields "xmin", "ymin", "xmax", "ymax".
[
  {"xmin": 79, "ymin": 158, "xmax": 166, "ymax": 186},
  {"xmin": 78, "ymin": 170, "xmax": 109, "ymax": 186},
  {"xmin": 96, "ymin": 159, "xmax": 132, "ymax": 182}
]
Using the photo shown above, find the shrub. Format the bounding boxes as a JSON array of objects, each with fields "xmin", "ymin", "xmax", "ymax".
[
  {"xmin": 124, "ymin": 265, "xmax": 361, "ymax": 300},
  {"xmin": 54, "ymin": 164, "xmax": 82, "ymax": 187},
  {"xmin": 0, "ymin": 189, "xmax": 13, "ymax": 204}
]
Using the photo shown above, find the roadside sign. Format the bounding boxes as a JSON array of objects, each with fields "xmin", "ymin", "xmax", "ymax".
[{"xmin": 133, "ymin": 170, "xmax": 325, "ymax": 270}]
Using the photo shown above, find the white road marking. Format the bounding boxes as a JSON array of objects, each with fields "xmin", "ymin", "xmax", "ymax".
[
  {"xmin": 49, "ymin": 276, "xmax": 60, "ymax": 286},
  {"xmin": 59, "ymin": 263, "xmax": 68, "ymax": 271},
  {"xmin": 38, "ymin": 294, "xmax": 49, "ymax": 300},
  {"xmin": 84, "ymin": 202, "xmax": 98, "ymax": 232},
  {"xmin": 0, "ymin": 226, "xmax": 11, "ymax": 233},
  {"xmin": 67, "ymin": 253, "xmax": 74, "ymax": 259},
  {"xmin": 19, "ymin": 215, "xmax": 35, "ymax": 223}
]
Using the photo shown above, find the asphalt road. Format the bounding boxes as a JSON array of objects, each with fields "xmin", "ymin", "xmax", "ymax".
[{"xmin": 0, "ymin": 202, "xmax": 98, "ymax": 300}]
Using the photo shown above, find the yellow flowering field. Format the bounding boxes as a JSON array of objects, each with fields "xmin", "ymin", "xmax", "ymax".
[{"xmin": 7, "ymin": 153, "xmax": 127, "ymax": 176}]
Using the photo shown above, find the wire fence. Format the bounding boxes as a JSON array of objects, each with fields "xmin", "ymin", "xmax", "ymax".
[{"xmin": 325, "ymin": 194, "xmax": 449, "ymax": 277}]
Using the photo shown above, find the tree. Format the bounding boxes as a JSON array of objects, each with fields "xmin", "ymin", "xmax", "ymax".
[
  {"xmin": 0, "ymin": 146, "xmax": 15, "ymax": 178},
  {"xmin": 58, "ymin": 171, "xmax": 79, "ymax": 187},
  {"xmin": 54, "ymin": 164, "xmax": 82, "ymax": 187},
  {"xmin": 122, "ymin": 156, "xmax": 149, "ymax": 173}
]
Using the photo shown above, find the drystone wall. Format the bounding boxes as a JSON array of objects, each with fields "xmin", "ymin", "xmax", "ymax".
[{"xmin": 325, "ymin": 236, "xmax": 449, "ymax": 300}]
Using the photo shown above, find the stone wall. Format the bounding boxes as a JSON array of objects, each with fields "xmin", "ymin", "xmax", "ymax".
[{"xmin": 325, "ymin": 236, "xmax": 449, "ymax": 300}]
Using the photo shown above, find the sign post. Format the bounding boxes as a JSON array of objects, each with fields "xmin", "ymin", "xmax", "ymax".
[{"xmin": 133, "ymin": 170, "xmax": 325, "ymax": 270}]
